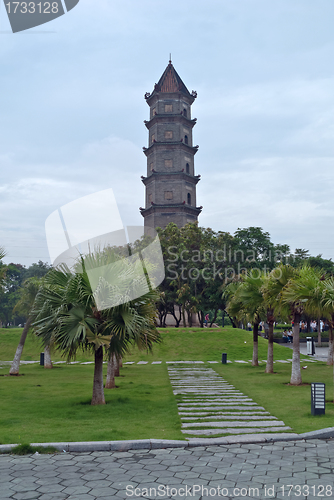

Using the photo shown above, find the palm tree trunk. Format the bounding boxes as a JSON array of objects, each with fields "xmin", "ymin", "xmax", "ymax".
[
  {"xmin": 115, "ymin": 356, "xmax": 120, "ymax": 377},
  {"xmin": 44, "ymin": 345, "xmax": 53, "ymax": 369},
  {"xmin": 252, "ymin": 322, "xmax": 259, "ymax": 367},
  {"xmin": 91, "ymin": 346, "xmax": 106, "ymax": 405},
  {"xmin": 327, "ymin": 322, "xmax": 334, "ymax": 366},
  {"xmin": 105, "ymin": 353, "xmax": 116, "ymax": 389},
  {"xmin": 9, "ymin": 318, "xmax": 31, "ymax": 376},
  {"xmin": 290, "ymin": 314, "xmax": 302, "ymax": 385},
  {"xmin": 317, "ymin": 317, "xmax": 322, "ymax": 346},
  {"xmin": 265, "ymin": 322, "xmax": 274, "ymax": 373}
]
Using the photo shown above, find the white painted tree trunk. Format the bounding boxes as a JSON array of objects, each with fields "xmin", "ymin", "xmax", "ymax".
[
  {"xmin": 290, "ymin": 320, "xmax": 302, "ymax": 385},
  {"xmin": 265, "ymin": 322, "xmax": 274, "ymax": 373},
  {"xmin": 252, "ymin": 323, "xmax": 259, "ymax": 367},
  {"xmin": 44, "ymin": 345, "xmax": 53, "ymax": 369},
  {"xmin": 9, "ymin": 318, "xmax": 31, "ymax": 376},
  {"xmin": 327, "ymin": 325, "xmax": 334, "ymax": 366}
]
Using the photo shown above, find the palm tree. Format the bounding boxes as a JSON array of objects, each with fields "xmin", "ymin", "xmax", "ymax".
[
  {"xmin": 262, "ymin": 265, "xmax": 296, "ymax": 374},
  {"xmin": 280, "ymin": 265, "xmax": 324, "ymax": 385},
  {"xmin": 317, "ymin": 276, "xmax": 334, "ymax": 365},
  {"xmin": 31, "ymin": 254, "xmax": 160, "ymax": 405},
  {"xmin": 0, "ymin": 246, "xmax": 6, "ymax": 286},
  {"xmin": 9, "ymin": 277, "xmax": 41, "ymax": 376},
  {"xmin": 225, "ymin": 273, "xmax": 265, "ymax": 366}
]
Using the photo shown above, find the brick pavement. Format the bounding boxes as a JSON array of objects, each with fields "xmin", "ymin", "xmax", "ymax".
[{"xmin": 0, "ymin": 439, "xmax": 334, "ymax": 499}]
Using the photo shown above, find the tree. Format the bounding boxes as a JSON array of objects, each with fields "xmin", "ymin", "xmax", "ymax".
[
  {"xmin": 314, "ymin": 276, "xmax": 334, "ymax": 366},
  {"xmin": 0, "ymin": 263, "xmax": 25, "ymax": 327},
  {"xmin": 262, "ymin": 265, "xmax": 296, "ymax": 374},
  {"xmin": 22, "ymin": 261, "xmax": 51, "ymax": 280},
  {"xmin": 0, "ymin": 247, "xmax": 6, "ymax": 291},
  {"xmin": 0, "ymin": 247, "xmax": 5, "ymax": 259},
  {"xmin": 280, "ymin": 265, "xmax": 323, "ymax": 385},
  {"xmin": 9, "ymin": 277, "xmax": 42, "ymax": 375},
  {"xmin": 32, "ymin": 253, "xmax": 161, "ymax": 405},
  {"xmin": 224, "ymin": 272, "xmax": 265, "ymax": 366}
]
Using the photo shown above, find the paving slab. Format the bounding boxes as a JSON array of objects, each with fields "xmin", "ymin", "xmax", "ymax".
[
  {"xmin": 2, "ymin": 442, "xmax": 332, "ymax": 500},
  {"xmin": 169, "ymin": 364, "xmax": 292, "ymax": 438}
]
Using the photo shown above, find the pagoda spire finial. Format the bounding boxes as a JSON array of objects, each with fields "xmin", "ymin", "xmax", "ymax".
[{"xmin": 169, "ymin": 53, "xmax": 172, "ymax": 64}]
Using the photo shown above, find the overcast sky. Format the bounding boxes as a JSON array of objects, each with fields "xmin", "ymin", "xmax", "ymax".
[{"xmin": 1, "ymin": 0, "xmax": 334, "ymax": 266}]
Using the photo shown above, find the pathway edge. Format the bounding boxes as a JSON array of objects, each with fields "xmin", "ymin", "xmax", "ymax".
[{"xmin": 1, "ymin": 428, "xmax": 334, "ymax": 453}]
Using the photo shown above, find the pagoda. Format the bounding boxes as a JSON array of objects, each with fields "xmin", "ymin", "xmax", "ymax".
[{"xmin": 140, "ymin": 60, "xmax": 202, "ymax": 232}]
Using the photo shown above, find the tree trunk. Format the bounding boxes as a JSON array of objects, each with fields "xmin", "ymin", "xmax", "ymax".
[
  {"xmin": 252, "ymin": 322, "xmax": 259, "ymax": 367},
  {"xmin": 317, "ymin": 317, "xmax": 322, "ymax": 346},
  {"xmin": 91, "ymin": 346, "xmax": 106, "ymax": 405},
  {"xmin": 306, "ymin": 316, "xmax": 311, "ymax": 333},
  {"xmin": 265, "ymin": 321, "xmax": 274, "ymax": 373},
  {"xmin": 44, "ymin": 344, "xmax": 53, "ymax": 369},
  {"xmin": 105, "ymin": 353, "xmax": 116, "ymax": 389},
  {"xmin": 187, "ymin": 310, "xmax": 193, "ymax": 327},
  {"xmin": 290, "ymin": 313, "xmax": 302, "ymax": 385},
  {"xmin": 209, "ymin": 309, "xmax": 218, "ymax": 327},
  {"xmin": 226, "ymin": 312, "xmax": 236, "ymax": 328},
  {"xmin": 182, "ymin": 305, "xmax": 186, "ymax": 327},
  {"xmin": 327, "ymin": 322, "xmax": 334, "ymax": 366},
  {"xmin": 115, "ymin": 356, "xmax": 120, "ymax": 377},
  {"xmin": 171, "ymin": 306, "xmax": 181, "ymax": 328},
  {"xmin": 198, "ymin": 311, "xmax": 204, "ymax": 328},
  {"xmin": 9, "ymin": 318, "xmax": 31, "ymax": 376}
]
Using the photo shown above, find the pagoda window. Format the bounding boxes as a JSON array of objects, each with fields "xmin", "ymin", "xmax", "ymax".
[
  {"xmin": 165, "ymin": 159, "xmax": 173, "ymax": 168},
  {"xmin": 165, "ymin": 104, "xmax": 173, "ymax": 113},
  {"xmin": 151, "ymin": 134, "xmax": 155, "ymax": 143},
  {"xmin": 149, "ymin": 194, "xmax": 153, "ymax": 203},
  {"xmin": 187, "ymin": 193, "xmax": 191, "ymax": 205},
  {"xmin": 165, "ymin": 191, "xmax": 173, "ymax": 200},
  {"xmin": 184, "ymin": 135, "xmax": 188, "ymax": 145},
  {"xmin": 186, "ymin": 163, "xmax": 190, "ymax": 174},
  {"xmin": 183, "ymin": 109, "xmax": 187, "ymax": 117},
  {"xmin": 165, "ymin": 131, "xmax": 173, "ymax": 139},
  {"xmin": 150, "ymin": 162, "xmax": 154, "ymax": 171},
  {"xmin": 152, "ymin": 107, "xmax": 156, "ymax": 117}
]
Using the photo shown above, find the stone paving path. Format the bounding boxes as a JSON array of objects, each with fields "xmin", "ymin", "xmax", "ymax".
[
  {"xmin": 0, "ymin": 357, "xmax": 319, "ymax": 369},
  {"xmin": 168, "ymin": 365, "xmax": 292, "ymax": 439},
  {"xmin": 0, "ymin": 439, "xmax": 333, "ymax": 499}
]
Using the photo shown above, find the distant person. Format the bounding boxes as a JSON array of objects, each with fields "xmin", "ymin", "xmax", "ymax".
[
  {"xmin": 282, "ymin": 330, "xmax": 288, "ymax": 343},
  {"xmin": 288, "ymin": 329, "xmax": 293, "ymax": 343}
]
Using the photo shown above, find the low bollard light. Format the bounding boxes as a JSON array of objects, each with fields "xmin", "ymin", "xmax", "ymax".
[
  {"xmin": 222, "ymin": 353, "xmax": 227, "ymax": 364},
  {"xmin": 311, "ymin": 382, "xmax": 325, "ymax": 415},
  {"xmin": 40, "ymin": 352, "xmax": 44, "ymax": 366},
  {"xmin": 306, "ymin": 337, "xmax": 315, "ymax": 356}
]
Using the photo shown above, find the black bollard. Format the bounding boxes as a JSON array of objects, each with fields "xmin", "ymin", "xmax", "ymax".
[{"xmin": 222, "ymin": 353, "xmax": 227, "ymax": 364}]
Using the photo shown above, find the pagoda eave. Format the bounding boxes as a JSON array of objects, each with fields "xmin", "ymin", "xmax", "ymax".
[
  {"xmin": 142, "ymin": 172, "xmax": 200, "ymax": 186},
  {"xmin": 140, "ymin": 204, "xmax": 202, "ymax": 217},
  {"xmin": 144, "ymin": 115, "xmax": 197, "ymax": 130},
  {"xmin": 143, "ymin": 142, "xmax": 199, "ymax": 157}
]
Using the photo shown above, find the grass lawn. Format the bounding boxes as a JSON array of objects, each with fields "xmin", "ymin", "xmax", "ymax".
[
  {"xmin": 213, "ymin": 362, "xmax": 334, "ymax": 436},
  {"xmin": 0, "ymin": 326, "xmax": 311, "ymax": 363},
  {"xmin": 0, "ymin": 363, "xmax": 182, "ymax": 444},
  {"xmin": 0, "ymin": 327, "xmax": 333, "ymax": 444}
]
